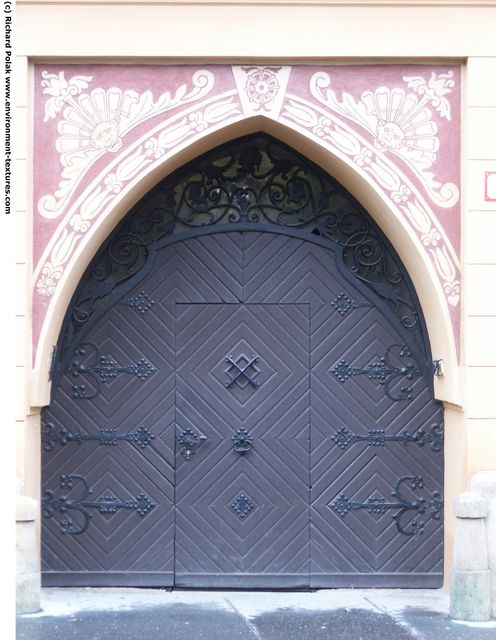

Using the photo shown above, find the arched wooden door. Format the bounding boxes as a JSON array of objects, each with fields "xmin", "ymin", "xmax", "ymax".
[{"xmin": 41, "ymin": 135, "xmax": 444, "ymax": 588}]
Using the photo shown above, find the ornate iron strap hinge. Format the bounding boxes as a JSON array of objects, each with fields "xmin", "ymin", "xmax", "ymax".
[
  {"xmin": 330, "ymin": 476, "xmax": 443, "ymax": 536},
  {"xmin": 66, "ymin": 342, "xmax": 156, "ymax": 400},
  {"xmin": 41, "ymin": 422, "xmax": 155, "ymax": 452},
  {"xmin": 331, "ymin": 344, "xmax": 422, "ymax": 401},
  {"xmin": 330, "ymin": 424, "xmax": 443, "ymax": 453},
  {"xmin": 42, "ymin": 475, "xmax": 155, "ymax": 535}
]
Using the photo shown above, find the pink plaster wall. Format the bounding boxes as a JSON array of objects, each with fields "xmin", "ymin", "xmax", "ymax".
[{"xmin": 32, "ymin": 64, "xmax": 461, "ymax": 364}]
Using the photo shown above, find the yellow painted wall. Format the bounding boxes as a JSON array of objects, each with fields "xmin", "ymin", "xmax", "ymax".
[{"xmin": 465, "ymin": 56, "xmax": 496, "ymax": 479}]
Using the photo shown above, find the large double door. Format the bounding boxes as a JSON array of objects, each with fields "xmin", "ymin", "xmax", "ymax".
[{"xmin": 41, "ymin": 232, "xmax": 444, "ymax": 587}]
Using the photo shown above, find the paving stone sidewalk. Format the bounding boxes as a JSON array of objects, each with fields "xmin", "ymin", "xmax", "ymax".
[{"xmin": 17, "ymin": 588, "xmax": 496, "ymax": 640}]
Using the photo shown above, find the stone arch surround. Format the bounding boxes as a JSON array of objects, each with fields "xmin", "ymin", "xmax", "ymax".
[{"xmin": 32, "ymin": 64, "xmax": 461, "ymax": 407}]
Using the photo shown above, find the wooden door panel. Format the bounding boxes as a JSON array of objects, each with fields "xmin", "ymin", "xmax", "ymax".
[
  {"xmin": 309, "ymin": 305, "xmax": 444, "ymax": 587},
  {"xmin": 174, "ymin": 303, "xmax": 310, "ymax": 588}
]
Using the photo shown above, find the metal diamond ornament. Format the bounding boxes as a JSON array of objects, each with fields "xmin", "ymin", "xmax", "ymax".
[{"xmin": 231, "ymin": 493, "xmax": 255, "ymax": 519}]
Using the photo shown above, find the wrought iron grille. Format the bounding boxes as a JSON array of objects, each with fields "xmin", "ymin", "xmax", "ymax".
[{"xmin": 52, "ymin": 134, "xmax": 432, "ymax": 383}]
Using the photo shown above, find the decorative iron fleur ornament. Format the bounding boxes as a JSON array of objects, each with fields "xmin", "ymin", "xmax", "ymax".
[{"xmin": 243, "ymin": 66, "xmax": 281, "ymax": 111}]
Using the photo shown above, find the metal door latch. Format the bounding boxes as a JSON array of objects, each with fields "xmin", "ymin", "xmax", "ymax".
[{"xmin": 177, "ymin": 428, "xmax": 207, "ymax": 461}]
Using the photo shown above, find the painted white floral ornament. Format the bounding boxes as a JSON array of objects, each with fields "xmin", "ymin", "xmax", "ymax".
[
  {"xmin": 56, "ymin": 88, "xmax": 132, "ymax": 155},
  {"xmin": 41, "ymin": 70, "xmax": 93, "ymax": 121},
  {"xmin": 244, "ymin": 67, "xmax": 280, "ymax": 111},
  {"xmin": 362, "ymin": 88, "xmax": 438, "ymax": 159},
  {"xmin": 38, "ymin": 69, "xmax": 216, "ymax": 219},
  {"xmin": 309, "ymin": 72, "xmax": 458, "ymax": 208}
]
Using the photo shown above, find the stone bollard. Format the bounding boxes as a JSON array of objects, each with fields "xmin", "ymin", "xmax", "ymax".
[
  {"xmin": 450, "ymin": 491, "xmax": 491, "ymax": 621},
  {"xmin": 16, "ymin": 495, "xmax": 41, "ymax": 614},
  {"xmin": 469, "ymin": 471, "xmax": 496, "ymax": 619}
]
